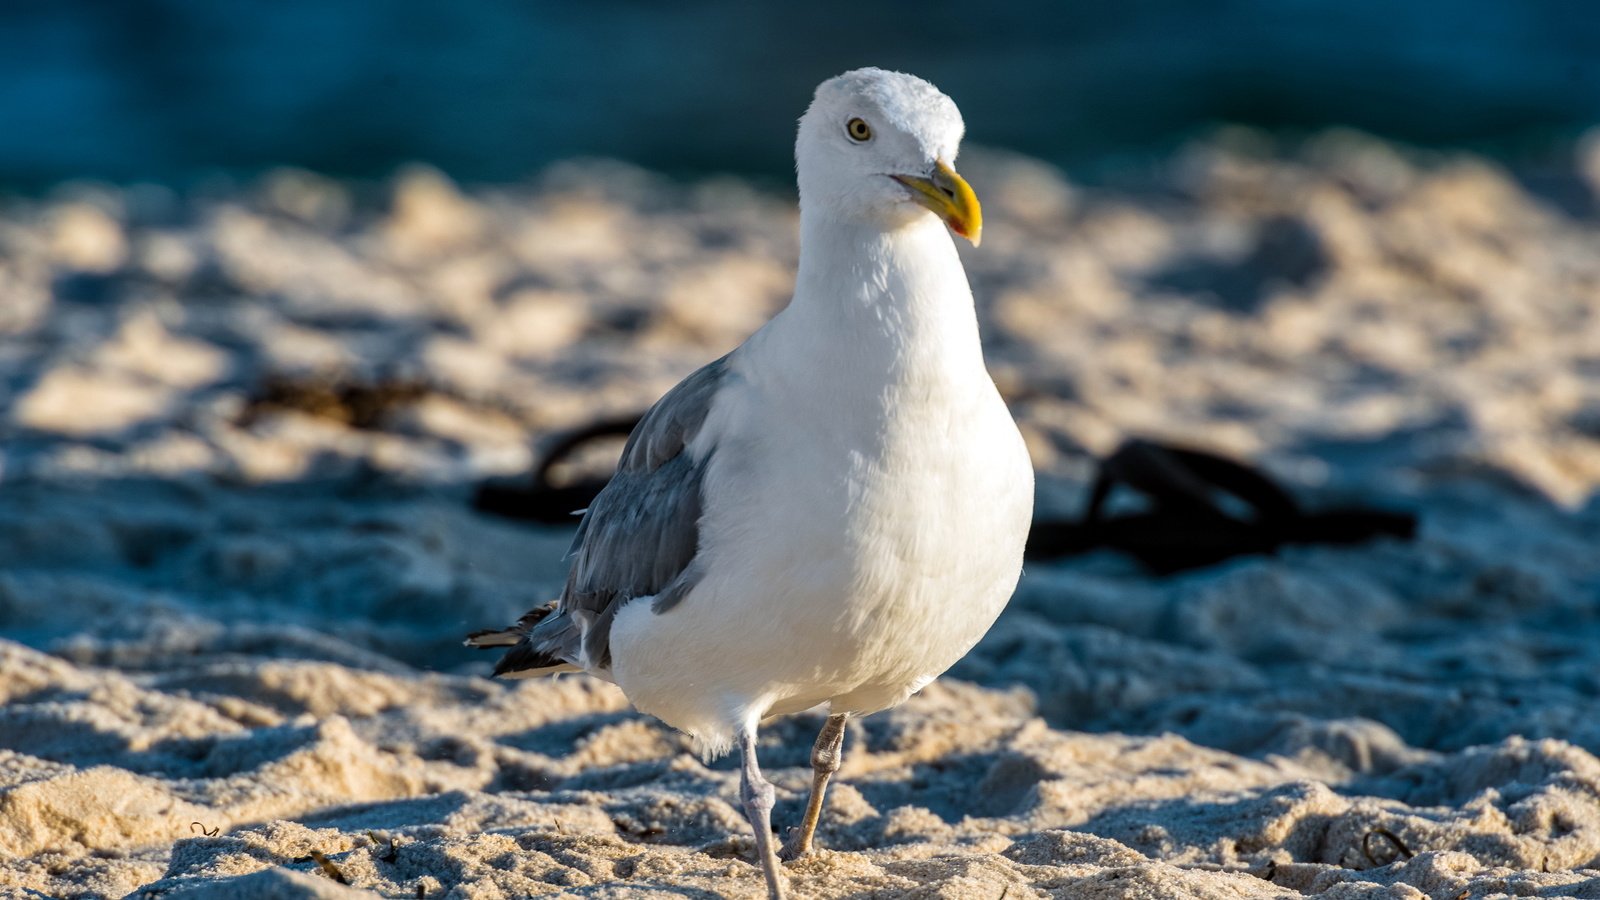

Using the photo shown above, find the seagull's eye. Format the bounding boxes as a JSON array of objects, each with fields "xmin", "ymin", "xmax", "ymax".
[{"xmin": 846, "ymin": 118, "xmax": 873, "ymax": 142}]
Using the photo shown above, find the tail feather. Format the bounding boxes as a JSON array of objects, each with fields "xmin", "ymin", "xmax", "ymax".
[
  {"xmin": 462, "ymin": 627, "xmax": 521, "ymax": 648},
  {"xmin": 464, "ymin": 601, "xmax": 583, "ymax": 678},
  {"xmin": 492, "ymin": 643, "xmax": 580, "ymax": 678},
  {"xmin": 464, "ymin": 602, "xmax": 556, "ymax": 649}
]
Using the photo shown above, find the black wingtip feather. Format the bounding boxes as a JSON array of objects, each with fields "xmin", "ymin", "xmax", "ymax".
[
  {"xmin": 464, "ymin": 600, "xmax": 575, "ymax": 676},
  {"xmin": 463, "ymin": 628, "xmax": 519, "ymax": 649},
  {"xmin": 463, "ymin": 602, "xmax": 558, "ymax": 649},
  {"xmin": 491, "ymin": 641, "xmax": 567, "ymax": 677}
]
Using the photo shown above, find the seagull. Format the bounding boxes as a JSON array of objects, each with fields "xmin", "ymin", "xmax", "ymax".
[{"xmin": 467, "ymin": 67, "xmax": 1033, "ymax": 899}]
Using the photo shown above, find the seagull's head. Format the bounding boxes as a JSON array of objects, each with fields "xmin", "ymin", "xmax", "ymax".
[{"xmin": 797, "ymin": 68, "xmax": 982, "ymax": 246}]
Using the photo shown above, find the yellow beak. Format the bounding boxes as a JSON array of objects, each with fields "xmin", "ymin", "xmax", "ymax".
[{"xmin": 892, "ymin": 160, "xmax": 982, "ymax": 246}]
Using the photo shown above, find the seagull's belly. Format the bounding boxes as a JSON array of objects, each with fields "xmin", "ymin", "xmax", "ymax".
[{"xmin": 609, "ymin": 387, "xmax": 1033, "ymax": 743}]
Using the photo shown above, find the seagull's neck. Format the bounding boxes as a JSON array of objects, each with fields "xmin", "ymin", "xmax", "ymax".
[{"xmin": 758, "ymin": 211, "xmax": 986, "ymax": 391}]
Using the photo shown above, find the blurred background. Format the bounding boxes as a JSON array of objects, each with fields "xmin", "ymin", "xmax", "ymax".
[
  {"xmin": 6, "ymin": 10, "xmax": 1600, "ymax": 896},
  {"xmin": 3, "ymin": 0, "xmax": 1600, "ymax": 188}
]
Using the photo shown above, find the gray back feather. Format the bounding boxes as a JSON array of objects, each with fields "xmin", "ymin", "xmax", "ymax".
[{"xmin": 535, "ymin": 355, "xmax": 729, "ymax": 671}]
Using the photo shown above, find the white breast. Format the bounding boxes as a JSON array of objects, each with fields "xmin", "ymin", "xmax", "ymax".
[{"xmin": 606, "ymin": 215, "xmax": 1033, "ymax": 757}]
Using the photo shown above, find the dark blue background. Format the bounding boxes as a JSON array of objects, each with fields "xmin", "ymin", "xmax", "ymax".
[{"xmin": 2, "ymin": 1, "xmax": 1597, "ymax": 186}]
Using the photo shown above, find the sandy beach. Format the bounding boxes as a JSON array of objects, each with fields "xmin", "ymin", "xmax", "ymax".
[{"xmin": 4, "ymin": 132, "xmax": 1600, "ymax": 898}]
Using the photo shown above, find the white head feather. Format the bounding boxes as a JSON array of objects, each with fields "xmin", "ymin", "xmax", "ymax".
[{"xmin": 796, "ymin": 68, "xmax": 968, "ymax": 231}]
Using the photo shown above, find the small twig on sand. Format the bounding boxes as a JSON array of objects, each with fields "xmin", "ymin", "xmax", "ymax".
[
  {"xmin": 188, "ymin": 822, "xmax": 219, "ymax": 837},
  {"xmin": 367, "ymin": 830, "xmax": 399, "ymax": 863},
  {"xmin": 1361, "ymin": 828, "xmax": 1415, "ymax": 866},
  {"xmin": 307, "ymin": 850, "xmax": 350, "ymax": 884}
]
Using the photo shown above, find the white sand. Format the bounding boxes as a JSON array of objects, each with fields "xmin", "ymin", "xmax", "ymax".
[{"xmin": 3, "ymin": 132, "xmax": 1600, "ymax": 898}]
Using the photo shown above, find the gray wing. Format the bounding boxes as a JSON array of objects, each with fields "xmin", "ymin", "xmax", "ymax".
[{"xmin": 483, "ymin": 354, "xmax": 729, "ymax": 676}]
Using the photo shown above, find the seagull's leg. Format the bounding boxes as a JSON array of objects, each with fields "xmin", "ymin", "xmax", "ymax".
[
  {"xmin": 781, "ymin": 713, "xmax": 848, "ymax": 861},
  {"xmin": 738, "ymin": 725, "xmax": 787, "ymax": 900}
]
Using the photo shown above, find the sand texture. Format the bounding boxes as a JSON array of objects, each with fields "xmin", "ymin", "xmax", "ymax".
[{"xmin": 3, "ymin": 133, "xmax": 1600, "ymax": 898}]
